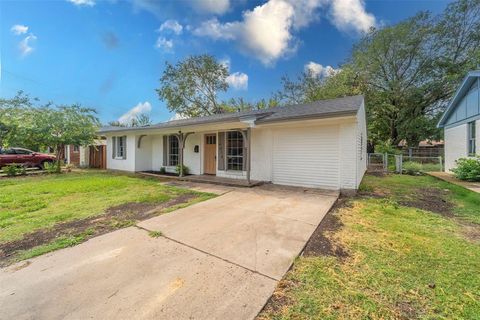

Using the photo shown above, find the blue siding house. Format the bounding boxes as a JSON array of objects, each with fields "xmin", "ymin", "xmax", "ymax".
[{"xmin": 438, "ymin": 71, "xmax": 480, "ymax": 171}]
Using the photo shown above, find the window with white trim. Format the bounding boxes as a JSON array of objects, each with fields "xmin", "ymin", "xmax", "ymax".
[
  {"xmin": 468, "ymin": 121, "xmax": 476, "ymax": 156},
  {"xmin": 115, "ymin": 136, "xmax": 126, "ymax": 158},
  {"xmin": 226, "ymin": 131, "xmax": 243, "ymax": 171},
  {"xmin": 168, "ymin": 135, "xmax": 179, "ymax": 166}
]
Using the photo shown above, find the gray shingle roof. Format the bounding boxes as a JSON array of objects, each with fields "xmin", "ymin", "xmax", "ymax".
[{"xmin": 99, "ymin": 95, "xmax": 364, "ymax": 134}]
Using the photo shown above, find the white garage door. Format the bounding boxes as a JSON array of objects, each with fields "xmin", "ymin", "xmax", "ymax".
[{"xmin": 272, "ymin": 126, "xmax": 340, "ymax": 189}]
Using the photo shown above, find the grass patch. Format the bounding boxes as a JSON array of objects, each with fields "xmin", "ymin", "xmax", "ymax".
[
  {"xmin": 0, "ymin": 170, "xmax": 215, "ymax": 264},
  {"xmin": 259, "ymin": 174, "xmax": 480, "ymax": 320},
  {"xmin": 16, "ymin": 234, "xmax": 86, "ymax": 261},
  {"xmin": 148, "ymin": 231, "xmax": 163, "ymax": 238},
  {"xmin": 0, "ymin": 171, "xmax": 202, "ymax": 244}
]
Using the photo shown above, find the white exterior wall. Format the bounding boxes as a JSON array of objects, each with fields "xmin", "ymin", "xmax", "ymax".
[
  {"xmin": 135, "ymin": 135, "xmax": 152, "ymax": 172},
  {"xmin": 79, "ymin": 146, "xmax": 89, "ymax": 167},
  {"xmin": 104, "ymin": 113, "xmax": 366, "ymax": 190},
  {"xmin": 184, "ymin": 133, "xmax": 201, "ymax": 175},
  {"xmin": 106, "ymin": 135, "xmax": 136, "ymax": 171},
  {"xmin": 444, "ymin": 123, "xmax": 473, "ymax": 172}
]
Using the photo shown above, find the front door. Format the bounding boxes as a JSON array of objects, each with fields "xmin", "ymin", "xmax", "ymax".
[{"xmin": 204, "ymin": 134, "xmax": 216, "ymax": 175}]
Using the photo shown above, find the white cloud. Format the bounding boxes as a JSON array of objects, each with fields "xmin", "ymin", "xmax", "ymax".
[
  {"xmin": 193, "ymin": 18, "xmax": 237, "ymax": 40},
  {"xmin": 159, "ymin": 20, "xmax": 183, "ymax": 35},
  {"xmin": 67, "ymin": 0, "xmax": 95, "ymax": 6},
  {"xmin": 118, "ymin": 102, "xmax": 152, "ymax": 124},
  {"xmin": 192, "ymin": 0, "xmax": 230, "ymax": 15},
  {"xmin": 19, "ymin": 34, "xmax": 37, "ymax": 57},
  {"xmin": 329, "ymin": 0, "xmax": 376, "ymax": 33},
  {"xmin": 155, "ymin": 37, "xmax": 174, "ymax": 52},
  {"xmin": 11, "ymin": 24, "xmax": 28, "ymax": 35},
  {"xmin": 304, "ymin": 62, "xmax": 339, "ymax": 78},
  {"xmin": 226, "ymin": 72, "xmax": 248, "ymax": 90},
  {"xmin": 193, "ymin": 0, "xmax": 328, "ymax": 66},
  {"xmin": 192, "ymin": 0, "xmax": 375, "ymax": 65}
]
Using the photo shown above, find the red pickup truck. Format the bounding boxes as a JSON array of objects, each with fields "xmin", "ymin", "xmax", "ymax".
[{"xmin": 0, "ymin": 148, "xmax": 56, "ymax": 169}]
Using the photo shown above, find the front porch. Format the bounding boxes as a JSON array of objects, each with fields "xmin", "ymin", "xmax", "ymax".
[{"xmin": 138, "ymin": 171, "xmax": 263, "ymax": 188}]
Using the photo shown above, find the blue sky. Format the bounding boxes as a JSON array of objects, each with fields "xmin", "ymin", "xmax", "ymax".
[{"xmin": 1, "ymin": 0, "xmax": 450, "ymax": 124}]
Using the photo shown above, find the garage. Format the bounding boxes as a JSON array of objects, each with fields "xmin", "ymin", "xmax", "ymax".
[{"xmin": 272, "ymin": 125, "xmax": 340, "ymax": 189}]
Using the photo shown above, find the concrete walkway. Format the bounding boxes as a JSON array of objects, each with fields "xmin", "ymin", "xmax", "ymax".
[
  {"xmin": 428, "ymin": 172, "xmax": 480, "ymax": 193},
  {"xmin": 0, "ymin": 185, "xmax": 338, "ymax": 320}
]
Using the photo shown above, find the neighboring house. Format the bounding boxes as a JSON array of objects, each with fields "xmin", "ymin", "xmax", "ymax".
[
  {"xmin": 64, "ymin": 139, "xmax": 107, "ymax": 169},
  {"xmin": 438, "ymin": 71, "xmax": 480, "ymax": 171},
  {"xmin": 98, "ymin": 95, "xmax": 368, "ymax": 192}
]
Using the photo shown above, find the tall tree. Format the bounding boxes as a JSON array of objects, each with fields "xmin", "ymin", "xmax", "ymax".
[{"xmin": 156, "ymin": 54, "xmax": 229, "ymax": 118}]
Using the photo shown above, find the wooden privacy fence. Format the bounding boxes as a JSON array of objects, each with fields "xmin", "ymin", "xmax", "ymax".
[{"xmin": 89, "ymin": 145, "xmax": 106, "ymax": 169}]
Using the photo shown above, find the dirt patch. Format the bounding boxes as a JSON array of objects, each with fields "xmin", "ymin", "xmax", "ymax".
[
  {"xmin": 459, "ymin": 222, "xmax": 480, "ymax": 243},
  {"xmin": 398, "ymin": 188, "xmax": 454, "ymax": 217},
  {"xmin": 0, "ymin": 194, "xmax": 197, "ymax": 266},
  {"xmin": 396, "ymin": 301, "xmax": 419, "ymax": 320},
  {"xmin": 256, "ymin": 279, "xmax": 297, "ymax": 319},
  {"xmin": 303, "ymin": 198, "xmax": 349, "ymax": 259}
]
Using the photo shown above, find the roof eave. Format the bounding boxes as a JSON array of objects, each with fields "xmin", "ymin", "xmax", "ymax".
[{"xmin": 438, "ymin": 71, "xmax": 480, "ymax": 128}]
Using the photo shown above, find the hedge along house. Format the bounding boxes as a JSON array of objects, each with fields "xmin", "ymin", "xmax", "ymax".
[
  {"xmin": 98, "ymin": 95, "xmax": 367, "ymax": 192},
  {"xmin": 438, "ymin": 71, "xmax": 480, "ymax": 172}
]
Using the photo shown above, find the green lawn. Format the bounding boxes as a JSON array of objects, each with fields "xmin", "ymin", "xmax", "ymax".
[
  {"xmin": 259, "ymin": 174, "xmax": 480, "ymax": 320},
  {"xmin": 0, "ymin": 171, "xmax": 214, "ymax": 261}
]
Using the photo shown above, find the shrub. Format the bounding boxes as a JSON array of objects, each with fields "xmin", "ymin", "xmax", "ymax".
[
  {"xmin": 159, "ymin": 167, "xmax": 166, "ymax": 174},
  {"xmin": 4, "ymin": 164, "xmax": 21, "ymax": 177},
  {"xmin": 44, "ymin": 161, "xmax": 62, "ymax": 174},
  {"xmin": 402, "ymin": 161, "xmax": 423, "ymax": 175},
  {"xmin": 175, "ymin": 164, "xmax": 189, "ymax": 176},
  {"xmin": 451, "ymin": 157, "xmax": 480, "ymax": 181}
]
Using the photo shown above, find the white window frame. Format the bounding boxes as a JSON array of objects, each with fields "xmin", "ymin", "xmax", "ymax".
[
  {"xmin": 468, "ymin": 121, "xmax": 476, "ymax": 156},
  {"xmin": 226, "ymin": 131, "xmax": 244, "ymax": 171},
  {"xmin": 168, "ymin": 135, "xmax": 179, "ymax": 166},
  {"xmin": 115, "ymin": 136, "xmax": 126, "ymax": 159}
]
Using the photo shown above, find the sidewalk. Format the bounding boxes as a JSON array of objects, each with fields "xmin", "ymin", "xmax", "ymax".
[{"xmin": 428, "ymin": 172, "xmax": 480, "ymax": 193}]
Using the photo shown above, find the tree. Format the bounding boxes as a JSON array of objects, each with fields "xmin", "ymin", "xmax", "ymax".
[
  {"xmin": 0, "ymin": 91, "xmax": 45, "ymax": 150},
  {"xmin": 108, "ymin": 113, "xmax": 152, "ymax": 127},
  {"xmin": 156, "ymin": 54, "xmax": 229, "ymax": 118},
  {"xmin": 221, "ymin": 97, "xmax": 279, "ymax": 112},
  {"xmin": 36, "ymin": 105, "xmax": 100, "ymax": 171}
]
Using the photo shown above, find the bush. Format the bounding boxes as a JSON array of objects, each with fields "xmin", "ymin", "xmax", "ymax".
[
  {"xmin": 159, "ymin": 167, "xmax": 166, "ymax": 174},
  {"xmin": 451, "ymin": 157, "xmax": 480, "ymax": 181},
  {"xmin": 402, "ymin": 161, "xmax": 423, "ymax": 175},
  {"xmin": 44, "ymin": 161, "xmax": 62, "ymax": 174},
  {"xmin": 4, "ymin": 164, "xmax": 24, "ymax": 177},
  {"xmin": 175, "ymin": 164, "xmax": 189, "ymax": 176}
]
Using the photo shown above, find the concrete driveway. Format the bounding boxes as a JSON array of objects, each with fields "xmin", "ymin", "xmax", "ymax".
[{"xmin": 0, "ymin": 184, "xmax": 338, "ymax": 320}]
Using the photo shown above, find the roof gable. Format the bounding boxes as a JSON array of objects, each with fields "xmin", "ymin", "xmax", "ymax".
[{"xmin": 438, "ymin": 71, "xmax": 480, "ymax": 128}]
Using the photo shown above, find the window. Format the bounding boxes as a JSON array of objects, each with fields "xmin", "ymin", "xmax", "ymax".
[
  {"xmin": 73, "ymin": 145, "xmax": 79, "ymax": 152},
  {"xmin": 468, "ymin": 121, "xmax": 476, "ymax": 156},
  {"xmin": 168, "ymin": 135, "xmax": 179, "ymax": 166},
  {"xmin": 226, "ymin": 131, "xmax": 243, "ymax": 171},
  {"xmin": 206, "ymin": 135, "xmax": 216, "ymax": 145},
  {"xmin": 14, "ymin": 148, "xmax": 32, "ymax": 155},
  {"xmin": 115, "ymin": 136, "xmax": 126, "ymax": 158}
]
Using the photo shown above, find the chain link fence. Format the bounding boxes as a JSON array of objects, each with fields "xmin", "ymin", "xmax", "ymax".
[{"xmin": 368, "ymin": 153, "xmax": 443, "ymax": 174}]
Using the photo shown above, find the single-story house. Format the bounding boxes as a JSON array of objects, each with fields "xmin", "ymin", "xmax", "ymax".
[
  {"xmin": 98, "ymin": 95, "xmax": 367, "ymax": 192},
  {"xmin": 438, "ymin": 70, "xmax": 480, "ymax": 171}
]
